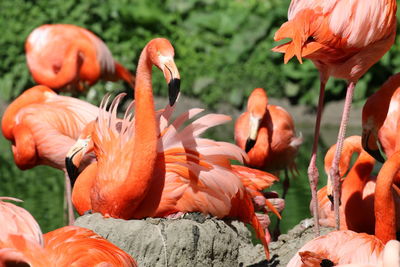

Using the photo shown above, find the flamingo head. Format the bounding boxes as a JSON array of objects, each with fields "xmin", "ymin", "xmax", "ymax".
[
  {"xmin": 147, "ymin": 38, "xmax": 181, "ymax": 106},
  {"xmin": 65, "ymin": 121, "xmax": 95, "ymax": 186},
  {"xmin": 245, "ymin": 88, "xmax": 268, "ymax": 152}
]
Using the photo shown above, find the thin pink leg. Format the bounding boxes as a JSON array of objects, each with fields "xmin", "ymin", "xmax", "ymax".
[
  {"xmin": 329, "ymin": 81, "xmax": 356, "ymax": 230},
  {"xmin": 64, "ymin": 173, "xmax": 75, "ymax": 225},
  {"xmin": 308, "ymin": 80, "xmax": 326, "ymax": 236}
]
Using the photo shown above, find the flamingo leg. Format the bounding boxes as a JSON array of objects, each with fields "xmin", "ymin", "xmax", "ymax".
[
  {"xmin": 329, "ymin": 81, "xmax": 356, "ymax": 230},
  {"xmin": 282, "ymin": 168, "xmax": 290, "ymax": 199},
  {"xmin": 308, "ymin": 80, "xmax": 326, "ymax": 236},
  {"xmin": 64, "ymin": 172, "xmax": 75, "ymax": 225}
]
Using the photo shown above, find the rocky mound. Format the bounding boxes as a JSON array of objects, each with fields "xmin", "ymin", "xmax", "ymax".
[{"xmin": 75, "ymin": 214, "xmax": 333, "ymax": 267}]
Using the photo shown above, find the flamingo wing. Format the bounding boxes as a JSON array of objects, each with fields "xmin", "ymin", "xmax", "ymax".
[
  {"xmin": 44, "ymin": 226, "xmax": 137, "ymax": 267},
  {"xmin": 0, "ymin": 197, "xmax": 43, "ymax": 246},
  {"xmin": 287, "ymin": 231, "xmax": 384, "ymax": 267}
]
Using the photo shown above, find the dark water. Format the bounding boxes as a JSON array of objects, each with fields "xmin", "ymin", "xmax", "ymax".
[{"xmin": 0, "ymin": 117, "xmax": 362, "ymax": 234}]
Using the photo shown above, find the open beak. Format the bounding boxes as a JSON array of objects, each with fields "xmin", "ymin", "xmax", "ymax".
[
  {"xmin": 65, "ymin": 137, "xmax": 91, "ymax": 187},
  {"xmin": 362, "ymin": 130, "xmax": 385, "ymax": 163},
  {"xmin": 162, "ymin": 60, "xmax": 181, "ymax": 106},
  {"xmin": 245, "ymin": 114, "xmax": 260, "ymax": 152}
]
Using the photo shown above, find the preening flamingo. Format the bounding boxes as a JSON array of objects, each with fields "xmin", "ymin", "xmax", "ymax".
[
  {"xmin": 362, "ymin": 73, "xmax": 400, "ymax": 166},
  {"xmin": 273, "ymin": 0, "xmax": 397, "ymax": 233},
  {"xmin": 287, "ymin": 150, "xmax": 400, "ymax": 266},
  {"xmin": 0, "ymin": 197, "xmax": 137, "ymax": 266},
  {"xmin": 25, "ymin": 24, "xmax": 135, "ymax": 92},
  {"xmin": 1, "ymin": 85, "xmax": 99, "ymax": 224},
  {"xmin": 235, "ymin": 87, "xmax": 302, "ymax": 199},
  {"xmin": 317, "ymin": 136, "xmax": 400, "ymax": 234},
  {"xmin": 65, "ymin": 38, "xmax": 273, "ymax": 259}
]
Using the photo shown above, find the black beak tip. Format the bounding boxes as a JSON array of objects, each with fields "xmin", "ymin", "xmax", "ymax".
[
  {"xmin": 367, "ymin": 148, "xmax": 386, "ymax": 163},
  {"xmin": 65, "ymin": 157, "xmax": 79, "ymax": 187},
  {"xmin": 327, "ymin": 194, "xmax": 334, "ymax": 205},
  {"xmin": 245, "ymin": 139, "xmax": 256, "ymax": 153},
  {"xmin": 327, "ymin": 194, "xmax": 342, "ymax": 206},
  {"xmin": 168, "ymin": 78, "xmax": 181, "ymax": 106}
]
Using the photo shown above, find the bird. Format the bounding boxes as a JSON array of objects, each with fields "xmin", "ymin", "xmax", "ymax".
[
  {"xmin": 316, "ymin": 135, "xmax": 400, "ymax": 234},
  {"xmin": 0, "ymin": 197, "xmax": 43, "ymax": 245},
  {"xmin": 1, "ymin": 85, "xmax": 100, "ymax": 225},
  {"xmin": 273, "ymin": 0, "xmax": 397, "ymax": 233},
  {"xmin": 234, "ymin": 87, "xmax": 302, "ymax": 199},
  {"xmin": 64, "ymin": 38, "xmax": 273, "ymax": 259},
  {"xmin": 362, "ymin": 73, "xmax": 400, "ymax": 166},
  {"xmin": 25, "ymin": 24, "xmax": 135, "ymax": 92},
  {"xmin": 286, "ymin": 149, "xmax": 400, "ymax": 266},
  {"xmin": 0, "ymin": 197, "xmax": 137, "ymax": 266}
]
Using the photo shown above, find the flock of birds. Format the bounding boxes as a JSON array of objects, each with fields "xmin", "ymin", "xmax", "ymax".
[{"xmin": 1, "ymin": 0, "xmax": 400, "ymax": 266}]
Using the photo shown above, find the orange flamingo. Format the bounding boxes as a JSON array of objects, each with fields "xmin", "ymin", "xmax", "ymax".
[
  {"xmin": 0, "ymin": 197, "xmax": 136, "ymax": 266},
  {"xmin": 25, "ymin": 24, "xmax": 135, "ymax": 92},
  {"xmin": 316, "ymin": 136, "xmax": 376, "ymax": 231},
  {"xmin": 1, "ymin": 85, "xmax": 99, "ymax": 224},
  {"xmin": 273, "ymin": 0, "xmax": 397, "ymax": 233},
  {"xmin": 0, "ymin": 197, "xmax": 43, "ymax": 245},
  {"xmin": 64, "ymin": 38, "xmax": 273, "ymax": 259},
  {"xmin": 287, "ymin": 149, "xmax": 400, "ymax": 266},
  {"xmin": 362, "ymin": 73, "xmax": 400, "ymax": 165},
  {"xmin": 235, "ymin": 87, "xmax": 302, "ymax": 199}
]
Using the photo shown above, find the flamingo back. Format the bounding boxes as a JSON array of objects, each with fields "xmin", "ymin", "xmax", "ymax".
[
  {"xmin": 287, "ymin": 230, "xmax": 384, "ymax": 267},
  {"xmin": 0, "ymin": 197, "xmax": 43, "ymax": 246},
  {"xmin": 44, "ymin": 226, "xmax": 137, "ymax": 267}
]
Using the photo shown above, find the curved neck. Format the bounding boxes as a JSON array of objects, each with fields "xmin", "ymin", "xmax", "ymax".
[
  {"xmin": 1, "ymin": 86, "xmax": 54, "ymax": 139},
  {"xmin": 342, "ymin": 151, "xmax": 375, "ymax": 190},
  {"xmin": 121, "ymin": 46, "xmax": 158, "ymax": 215},
  {"xmin": 31, "ymin": 40, "xmax": 98, "ymax": 89},
  {"xmin": 375, "ymin": 150, "xmax": 400, "ymax": 243}
]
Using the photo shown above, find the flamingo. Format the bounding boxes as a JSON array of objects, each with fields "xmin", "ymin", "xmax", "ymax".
[
  {"xmin": 287, "ymin": 149, "xmax": 400, "ymax": 266},
  {"xmin": 0, "ymin": 197, "xmax": 43, "ymax": 245},
  {"xmin": 25, "ymin": 24, "xmax": 135, "ymax": 92},
  {"xmin": 316, "ymin": 136, "xmax": 376, "ymax": 231},
  {"xmin": 234, "ymin": 87, "xmax": 302, "ymax": 199},
  {"xmin": 362, "ymin": 73, "xmax": 400, "ymax": 165},
  {"xmin": 64, "ymin": 38, "xmax": 273, "ymax": 259},
  {"xmin": 316, "ymin": 136, "xmax": 400, "ymax": 234},
  {"xmin": 1, "ymin": 85, "xmax": 99, "ymax": 225},
  {"xmin": 0, "ymin": 197, "xmax": 137, "ymax": 266},
  {"xmin": 273, "ymin": 0, "xmax": 397, "ymax": 234}
]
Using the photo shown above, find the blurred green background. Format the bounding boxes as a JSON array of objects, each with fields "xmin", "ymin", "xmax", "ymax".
[{"xmin": 0, "ymin": 0, "xmax": 398, "ymax": 234}]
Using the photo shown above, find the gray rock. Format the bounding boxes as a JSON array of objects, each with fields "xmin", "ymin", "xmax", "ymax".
[
  {"xmin": 75, "ymin": 214, "xmax": 333, "ymax": 267},
  {"xmin": 75, "ymin": 213, "xmax": 266, "ymax": 267}
]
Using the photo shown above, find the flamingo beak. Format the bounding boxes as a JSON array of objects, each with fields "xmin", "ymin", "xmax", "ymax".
[
  {"xmin": 65, "ymin": 137, "xmax": 91, "ymax": 187},
  {"xmin": 245, "ymin": 114, "xmax": 260, "ymax": 152},
  {"xmin": 162, "ymin": 58, "xmax": 181, "ymax": 106},
  {"xmin": 326, "ymin": 174, "xmax": 343, "ymax": 206},
  {"xmin": 362, "ymin": 131, "xmax": 385, "ymax": 163}
]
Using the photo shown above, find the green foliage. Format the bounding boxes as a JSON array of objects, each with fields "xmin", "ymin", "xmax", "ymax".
[{"xmin": 1, "ymin": 0, "xmax": 399, "ymax": 108}]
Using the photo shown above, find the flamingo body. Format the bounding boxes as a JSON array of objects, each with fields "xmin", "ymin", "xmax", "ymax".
[
  {"xmin": 0, "ymin": 197, "xmax": 136, "ymax": 266},
  {"xmin": 26, "ymin": 24, "xmax": 134, "ymax": 91},
  {"xmin": 362, "ymin": 73, "xmax": 400, "ymax": 164}
]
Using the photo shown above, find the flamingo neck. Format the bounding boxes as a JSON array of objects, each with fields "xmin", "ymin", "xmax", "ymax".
[
  {"xmin": 375, "ymin": 151, "xmax": 399, "ymax": 243},
  {"xmin": 342, "ymin": 152, "xmax": 375, "ymax": 191},
  {"xmin": 31, "ymin": 40, "xmax": 99, "ymax": 89},
  {"xmin": 121, "ymin": 47, "xmax": 158, "ymax": 217}
]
